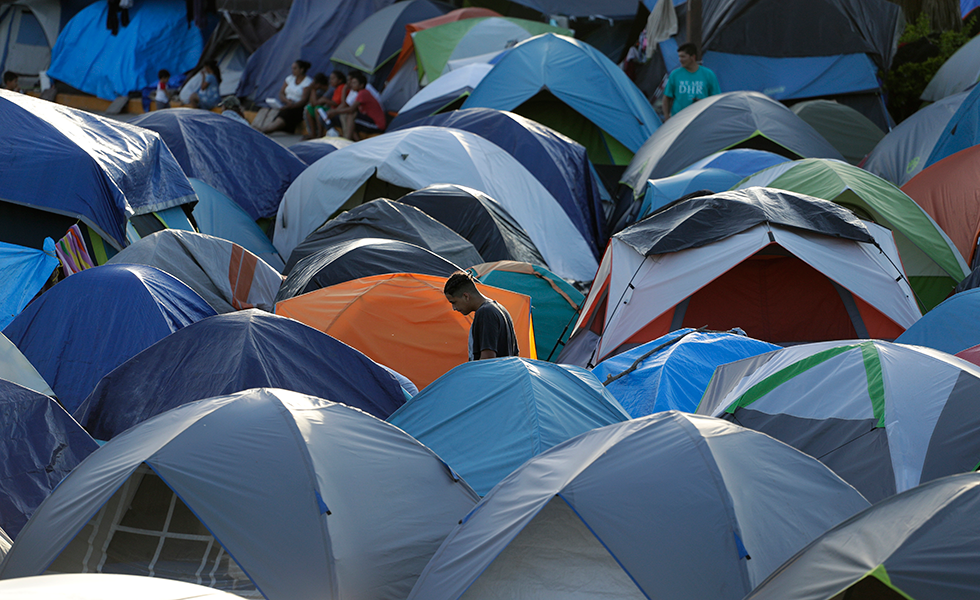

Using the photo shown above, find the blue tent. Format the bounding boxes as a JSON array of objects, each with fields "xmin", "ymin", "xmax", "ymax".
[
  {"xmin": 289, "ymin": 138, "xmax": 352, "ymax": 166},
  {"xmin": 462, "ymin": 33, "xmax": 660, "ymax": 165},
  {"xmin": 46, "ymin": 0, "xmax": 203, "ymax": 100},
  {"xmin": 392, "ymin": 108, "xmax": 607, "ymax": 255},
  {"xmin": 591, "ymin": 328, "xmax": 781, "ymax": 418},
  {"xmin": 681, "ymin": 148, "xmax": 792, "ymax": 179},
  {"xmin": 189, "ymin": 179, "xmax": 284, "ymax": 271},
  {"xmin": 387, "ymin": 357, "xmax": 630, "ymax": 495},
  {"xmin": 925, "ymin": 82, "xmax": 980, "ymax": 170},
  {"xmin": 895, "ymin": 288, "xmax": 980, "ymax": 355},
  {"xmin": 236, "ymin": 0, "xmax": 396, "ymax": 105},
  {"xmin": 75, "ymin": 310, "xmax": 407, "ymax": 440},
  {"xmin": 0, "ymin": 239, "xmax": 59, "ymax": 330},
  {"xmin": 0, "ymin": 378, "xmax": 97, "ymax": 539},
  {"xmin": 630, "ymin": 168, "xmax": 742, "ymax": 223},
  {"xmin": 0, "ymin": 91, "xmax": 196, "ymax": 251},
  {"xmin": 130, "ymin": 109, "xmax": 307, "ymax": 221},
  {"xmin": 2, "ymin": 264, "xmax": 216, "ymax": 413}
]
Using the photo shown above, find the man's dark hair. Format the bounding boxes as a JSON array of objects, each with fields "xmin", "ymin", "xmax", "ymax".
[
  {"xmin": 677, "ymin": 43, "xmax": 700, "ymax": 58},
  {"xmin": 348, "ymin": 71, "xmax": 368, "ymax": 86},
  {"xmin": 331, "ymin": 70, "xmax": 347, "ymax": 84},
  {"xmin": 296, "ymin": 60, "xmax": 312, "ymax": 72},
  {"xmin": 444, "ymin": 271, "xmax": 478, "ymax": 296},
  {"xmin": 3, "ymin": 71, "xmax": 17, "ymax": 84},
  {"xmin": 158, "ymin": 69, "xmax": 170, "ymax": 80},
  {"xmin": 313, "ymin": 72, "xmax": 329, "ymax": 86}
]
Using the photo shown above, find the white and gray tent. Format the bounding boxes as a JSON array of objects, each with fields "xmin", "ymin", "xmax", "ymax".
[
  {"xmin": 0, "ymin": 0, "xmax": 61, "ymax": 87},
  {"xmin": 407, "ymin": 411, "xmax": 869, "ymax": 600},
  {"xmin": 0, "ymin": 573, "xmax": 243, "ymax": 600},
  {"xmin": 0, "ymin": 388, "xmax": 480, "ymax": 600}
]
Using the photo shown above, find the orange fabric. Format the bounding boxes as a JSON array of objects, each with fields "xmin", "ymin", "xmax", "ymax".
[
  {"xmin": 605, "ymin": 310, "xmax": 675, "ymax": 360},
  {"xmin": 853, "ymin": 295, "xmax": 906, "ymax": 339},
  {"xmin": 275, "ymin": 273, "xmax": 534, "ymax": 389},
  {"xmin": 228, "ymin": 244, "xmax": 257, "ymax": 310},
  {"xmin": 388, "ymin": 7, "xmax": 501, "ymax": 79}
]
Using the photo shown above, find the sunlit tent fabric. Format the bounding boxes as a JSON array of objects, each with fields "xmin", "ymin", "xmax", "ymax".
[
  {"xmin": 736, "ymin": 158, "xmax": 969, "ymax": 311},
  {"xmin": 593, "ymin": 328, "xmax": 779, "ymax": 417},
  {"xmin": 2, "ymin": 264, "xmax": 216, "ymax": 413},
  {"xmin": 0, "ymin": 574, "xmax": 244, "ymax": 600},
  {"xmin": 790, "ymin": 100, "xmax": 885, "ymax": 165},
  {"xmin": 462, "ymin": 33, "xmax": 660, "ymax": 166},
  {"xmin": 387, "ymin": 63, "xmax": 493, "ymax": 130},
  {"xmin": 75, "ymin": 310, "xmax": 406, "ymax": 440},
  {"xmin": 129, "ymin": 109, "xmax": 306, "ymax": 221},
  {"xmin": 618, "ymin": 168, "xmax": 741, "ymax": 228},
  {"xmin": 0, "ymin": 378, "xmax": 97, "ymax": 538},
  {"xmin": 621, "ymin": 91, "xmax": 843, "ymax": 194},
  {"xmin": 392, "ymin": 108, "xmax": 607, "ymax": 255},
  {"xmin": 923, "ymin": 81, "xmax": 980, "ymax": 171},
  {"xmin": 469, "ymin": 261, "xmax": 583, "ymax": 362},
  {"xmin": 745, "ymin": 473, "xmax": 980, "ymax": 600},
  {"xmin": 288, "ymin": 136, "xmax": 353, "ymax": 167},
  {"xmin": 682, "ymin": 148, "xmax": 791, "ymax": 179},
  {"xmin": 46, "ymin": 0, "xmax": 203, "ymax": 100},
  {"xmin": 922, "ymin": 34, "xmax": 980, "ymax": 102},
  {"xmin": 277, "ymin": 237, "xmax": 460, "ymax": 302},
  {"xmin": 896, "ymin": 288, "xmax": 980, "ymax": 355},
  {"xmin": 570, "ymin": 188, "xmax": 920, "ymax": 365},
  {"xmin": 0, "ymin": 333, "xmax": 53, "ymax": 397},
  {"xmin": 0, "ymin": 526, "xmax": 10, "ymax": 563},
  {"xmin": 0, "ymin": 389, "xmax": 480, "ymax": 600},
  {"xmin": 395, "ymin": 184, "xmax": 547, "ymax": 267},
  {"xmin": 388, "ymin": 357, "xmax": 629, "ymax": 496},
  {"xmin": 276, "ymin": 273, "xmax": 535, "ymax": 389},
  {"xmin": 106, "ymin": 230, "xmax": 282, "ymax": 313},
  {"xmin": 0, "ymin": 239, "xmax": 58, "ymax": 330},
  {"xmin": 275, "ymin": 126, "xmax": 598, "ymax": 281},
  {"xmin": 698, "ymin": 340, "xmax": 980, "ymax": 503},
  {"xmin": 188, "ymin": 179, "xmax": 283, "ymax": 272},
  {"xmin": 283, "ymin": 198, "xmax": 482, "ymax": 274},
  {"xmin": 0, "ymin": 90, "xmax": 195, "ymax": 252},
  {"xmin": 408, "ymin": 411, "xmax": 870, "ymax": 600}
]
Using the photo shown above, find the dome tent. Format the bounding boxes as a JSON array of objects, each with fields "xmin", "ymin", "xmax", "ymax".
[
  {"xmin": 0, "ymin": 573, "xmax": 243, "ymax": 600},
  {"xmin": 0, "ymin": 332, "xmax": 53, "ymax": 397},
  {"xmin": 895, "ymin": 287, "xmax": 980, "ymax": 355}
]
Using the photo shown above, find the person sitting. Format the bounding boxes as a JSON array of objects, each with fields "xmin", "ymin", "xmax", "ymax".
[
  {"xmin": 187, "ymin": 61, "xmax": 221, "ymax": 110},
  {"xmin": 302, "ymin": 73, "xmax": 332, "ymax": 139},
  {"xmin": 3, "ymin": 71, "xmax": 20, "ymax": 92},
  {"xmin": 259, "ymin": 60, "xmax": 313, "ymax": 134},
  {"xmin": 219, "ymin": 95, "xmax": 250, "ymax": 127},
  {"xmin": 325, "ymin": 71, "xmax": 386, "ymax": 141},
  {"xmin": 307, "ymin": 70, "xmax": 348, "ymax": 138}
]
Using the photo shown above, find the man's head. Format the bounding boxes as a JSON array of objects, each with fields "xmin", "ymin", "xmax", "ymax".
[
  {"xmin": 348, "ymin": 71, "xmax": 367, "ymax": 91},
  {"xmin": 3, "ymin": 71, "xmax": 18, "ymax": 91},
  {"xmin": 677, "ymin": 43, "xmax": 700, "ymax": 70},
  {"xmin": 313, "ymin": 72, "xmax": 330, "ymax": 88},
  {"xmin": 444, "ymin": 271, "xmax": 484, "ymax": 315},
  {"xmin": 329, "ymin": 70, "xmax": 346, "ymax": 88}
]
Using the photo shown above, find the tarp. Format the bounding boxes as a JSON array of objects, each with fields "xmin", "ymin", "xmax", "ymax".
[
  {"xmin": 0, "ymin": 333, "xmax": 53, "ymax": 397},
  {"xmin": 922, "ymin": 33, "xmax": 980, "ymax": 102},
  {"xmin": 46, "ymin": 0, "xmax": 203, "ymax": 100},
  {"xmin": 0, "ymin": 574, "xmax": 244, "ymax": 599},
  {"xmin": 188, "ymin": 179, "xmax": 284, "ymax": 271},
  {"xmin": 896, "ymin": 287, "xmax": 980, "ymax": 354},
  {"xmin": 1, "ymin": 389, "xmax": 480, "ymax": 600},
  {"xmin": 0, "ymin": 238, "xmax": 58, "ymax": 330},
  {"xmin": 790, "ymin": 100, "xmax": 885, "ymax": 165},
  {"xmin": 388, "ymin": 357, "xmax": 629, "ymax": 495},
  {"xmin": 2, "ymin": 264, "xmax": 216, "ymax": 413},
  {"xmin": 288, "ymin": 136, "xmax": 353, "ymax": 166},
  {"xmin": 0, "ymin": 90, "xmax": 196, "ymax": 250},
  {"xmin": 407, "ymin": 412, "xmax": 870, "ymax": 600},
  {"xmin": 75, "ymin": 310, "xmax": 408, "ymax": 439}
]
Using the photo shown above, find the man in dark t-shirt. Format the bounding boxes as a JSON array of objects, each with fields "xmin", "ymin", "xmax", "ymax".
[{"xmin": 444, "ymin": 271, "xmax": 519, "ymax": 361}]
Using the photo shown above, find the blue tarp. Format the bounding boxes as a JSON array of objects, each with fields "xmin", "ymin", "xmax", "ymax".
[
  {"xmin": 895, "ymin": 288, "xmax": 980, "ymax": 355},
  {"xmin": 702, "ymin": 52, "xmax": 882, "ymax": 100},
  {"xmin": 130, "ymin": 109, "xmax": 307, "ymax": 220},
  {"xmin": 47, "ymin": 0, "xmax": 203, "ymax": 100},
  {"xmin": 0, "ymin": 239, "xmax": 59, "ymax": 330},
  {"xmin": 926, "ymin": 83, "xmax": 980, "ymax": 169},
  {"xmin": 0, "ymin": 378, "xmax": 98, "ymax": 538},
  {"xmin": 682, "ymin": 149, "xmax": 792, "ymax": 179},
  {"xmin": 393, "ymin": 108, "xmax": 607, "ymax": 255},
  {"xmin": 591, "ymin": 328, "xmax": 781, "ymax": 417},
  {"xmin": 387, "ymin": 357, "xmax": 630, "ymax": 495},
  {"xmin": 2, "ymin": 264, "xmax": 216, "ymax": 413},
  {"xmin": 189, "ymin": 179, "xmax": 284, "ymax": 271},
  {"xmin": 75, "ymin": 310, "xmax": 408, "ymax": 440},
  {"xmin": 0, "ymin": 91, "xmax": 196, "ymax": 250}
]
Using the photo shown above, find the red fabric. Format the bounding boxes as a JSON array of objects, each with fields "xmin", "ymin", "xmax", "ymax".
[
  {"xmin": 388, "ymin": 8, "xmax": 501, "ymax": 79},
  {"xmin": 356, "ymin": 89, "xmax": 386, "ymax": 130},
  {"xmin": 853, "ymin": 295, "xmax": 905, "ymax": 339},
  {"xmin": 956, "ymin": 344, "xmax": 980, "ymax": 368}
]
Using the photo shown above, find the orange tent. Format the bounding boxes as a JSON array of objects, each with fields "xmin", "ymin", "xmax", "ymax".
[
  {"xmin": 276, "ymin": 273, "xmax": 535, "ymax": 389},
  {"xmin": 388, "ymin": 7, "xmax": 500, "ymax": 80}
]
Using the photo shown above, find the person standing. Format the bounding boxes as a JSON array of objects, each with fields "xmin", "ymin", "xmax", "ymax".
[
  {"xmin": 662, "ymin": 43, "xmax": 720, "ymax": 120},
  {"xmin": 444, "ymin": 271, "xmax": 519, "ymax": 361}
]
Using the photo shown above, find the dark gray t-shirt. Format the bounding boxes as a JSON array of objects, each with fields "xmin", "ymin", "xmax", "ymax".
[{"xmin": 468, "ymin": 299, "xmax": 519, "ymax": 360}]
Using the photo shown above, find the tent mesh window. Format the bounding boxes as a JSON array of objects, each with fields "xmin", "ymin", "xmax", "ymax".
[{"xmin": 45, "ymin": 465, "xmax": 261, "ymax": 598}]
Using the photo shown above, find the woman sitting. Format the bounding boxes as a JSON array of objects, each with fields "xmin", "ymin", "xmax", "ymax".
[{"xmin": 259, "ymin": 60, "xmax": 313, "ymax": 134}]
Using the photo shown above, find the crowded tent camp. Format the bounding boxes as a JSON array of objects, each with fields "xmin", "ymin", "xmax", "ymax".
[{"xmin": 5, "ymin": 0, "xmax": 980, "ymax": 598}]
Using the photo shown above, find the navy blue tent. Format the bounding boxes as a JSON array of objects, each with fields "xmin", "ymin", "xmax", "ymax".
[
  {"xmin": 0, "ymin": 378, "xmax": 97, "ymax": 539},
  {"xmin": 392, "ymin": 108, "xmax": 607, "ymax": 255},
  {"xmin": 2, "ymin": 264, "xmax": 216, "ymax": 413},
  {"xmin": 925, "ymin": 82, "xmax": 980, "ymax": 170},
  {"xmin": 130, "ymin": 109, "xmax": 307, "ymax": 221},
  {"xmin": 74, "ymin": 310, "xmax": 407, "ymax": 440},
  {"xmin": 289, "ymin": 138, "xmax": 352, "ymax": 166}
]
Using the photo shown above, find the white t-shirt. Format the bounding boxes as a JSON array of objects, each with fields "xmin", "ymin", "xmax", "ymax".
[
  {"xmin": 346, "ymin": 83, "xmax": 381, "ymax": 106},
  {"xmin": 285, "ymin": 74, "xmax": 313, "ymax": 103}
]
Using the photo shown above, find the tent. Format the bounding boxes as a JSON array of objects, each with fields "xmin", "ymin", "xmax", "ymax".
[
  {"xmin": 388, "ymin": 357, "xmax": 629, "ymax": 495},
  {"xmin": 392, "ymin": 108, "xmax": 608, "ymax": 255},
  {"xmin": 395, "ymin": 184, "xmax": 547, "ymax": 267},
  {"xmin": 922, "ymin": 34, "xmax": 980, "ymax": 102},
  {"xmin": 621, "ymin": 91, "xmax": 844, "ymax": 194},
  {"xmin": 789, "ymin": 100, "xmax": 885, "ymax": 165},
  {"xmin": 276, "ymin": 273, "xmax": 535, "ymax": 389},
  {"xmin": 2, "ymin": 264, "xmax": 216, "ymax": 413},
  {"xmin": 736, "ymin": 158, "xmax": 969, "ymax": 311},
  {"xmin": 407, "ymin": 411, "xmax": 870, "ymax": 600},
  {"xmin": 895, "ymin": 288, "xmax": 980, "ymax": 355},
  {"xmin": 592, "ymin": 328, "xmax": 780, "ymax": 417},
  {"xmin": 0, "ymin": 378, "xmax": 97, "ymax": 538},
  {"xmin": 106, "ymin": 230, "xmax": 283, "ymax": 313},
  {"xmin": 130, "ymin": 109, "xmax": 307, "ymax": 221},
  {"xmin": 0, "ymin": 238, "xmax": 58, "ymax": 330},
  {"xmin": 570, "ymin": 188, "xmax": 920, "ymax": 365},
  {"xmin": 283, "ymin": 198, "xmax": 483, "ymax": 274},
  {"xmin": 387, "ymin": 62, "xmax": 492, "ymax": 129},
  {"xmin": 0, "ymin": 332, "xmax": 53, "ymax": 396},
  {"xmin": 188, "ymin": 179, "xmax": 283, "ymax": 271},
  {"xmin": 0, "ymin": 388, "xmax": 480, "ymax": 600},
  {"xmin": 75, "ymin": 310, "xmax": 407, "ymax": 440},
  {"xmin": 0, "ymin": 574, "xmax": 243, "ymax": 600},
  {"xmin": 0, "ymin": 90, "xmax": 196, "ymax": 255},
  {"xmin": 462, "ymin": 33, "xmax": 661, "ymax": 165},
  {"xmin": 274, "ymin": 126, "xmax": 598, "ymax": 281},
  {"xmin": 46, "ymin": 0, "xmax": 203, "ymax": 100},
  {"xmin": 745, "ymin": 473, "xmax": 980, "ymax": 600},
  {"xmin": 617, "ymin": 168, "xmax": 742, "ymax": 228},
  {"xmin": 276, "ymin": 237, "xmax": 461, "ymax": 301},
  {"xmin": 288, "ymin": 136, "xmax": 353, "ymax": 166},
  {"xmin": 469, "ymin": 261, "xmax": 584, "ymax": 362},
  {"xmin": 923, "ymin": 81, "xmax": 980, "ymax": 171},
  {"xmin": 0, "ymin": 0, "xmax": 66, "ymax": 87},
  {"xmin": 698, "ymin": 340, "xmax": 980, "ymax": 503},
  {"xmin": 682, "ymin": 148, "xmax": 791, "ymax": 178}
]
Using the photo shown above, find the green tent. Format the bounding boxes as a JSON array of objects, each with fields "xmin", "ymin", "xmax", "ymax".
[
  {"xmin": 790, "ymin": 100, "xmax": 885, "ymax": 165},
  {"xmin": 736, "ymin": 159, "xmax": 969, "ymax": 311}
]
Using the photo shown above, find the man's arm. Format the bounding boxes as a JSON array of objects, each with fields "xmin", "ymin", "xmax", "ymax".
[
  {"xmin": 478, "ymin": 349, "xmax": 497, "ymax": 360},
  {"xmin": 662, "ymin": 95, "xmax": 673, "ymax": 120}
]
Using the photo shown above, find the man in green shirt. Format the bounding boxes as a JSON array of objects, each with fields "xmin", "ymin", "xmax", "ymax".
[{"xmin": 662, "ymin": 43, "xmax": 721, "ymax": 120}]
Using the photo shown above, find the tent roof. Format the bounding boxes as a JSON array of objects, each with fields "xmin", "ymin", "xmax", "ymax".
[
  {"xmin": 189, "ymin": 178, "xmax": 284, "ymax": 271},
  {"xmin": 790, "ymin": 100, "xmax": 885, "ymax": 165},
  {"xmin": 288, "ymin": 136, "xmax": 353, "ymax": 166},
  {"xmin": 682, "ymin": 148, "xmax": 791, "ymax": 179},
  {"xmin": 0, "ymin": 573, "xmax": 243, "ymax": 599},
  {"xmin": 896, "ymin": 287, "xmax": 980, "ymax": 354},
  {"xmin": 921, "ymin": 33, "xmax": 980, "ymax": 102},
  {"xmin": 388, "ymin": 62, "xmax": 493, "ymax": 129},
  {"xmin": 0, "ymin": 332, "xmax": 53, "ymax": 396}
]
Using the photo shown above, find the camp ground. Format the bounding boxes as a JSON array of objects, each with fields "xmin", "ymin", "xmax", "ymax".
[{"xmin": 4, "ymin": 2, "xmax": 980, "ymax": 598}]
